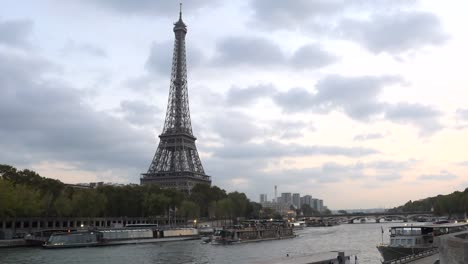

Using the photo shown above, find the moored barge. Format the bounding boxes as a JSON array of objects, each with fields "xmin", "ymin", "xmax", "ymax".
[{"xmin": 43, "ymin": 228, "xmax": 199, "ymax": 249}]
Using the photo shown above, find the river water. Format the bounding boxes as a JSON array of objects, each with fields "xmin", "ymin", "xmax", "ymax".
[{"xmin": 0, "ymin": 223, "xmax": 397, "ymax": 264}]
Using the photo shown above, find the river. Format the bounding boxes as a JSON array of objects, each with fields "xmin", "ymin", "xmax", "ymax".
[{"xmin": 0, "ymin": 223, "xmax": 398, "ymax": 264}]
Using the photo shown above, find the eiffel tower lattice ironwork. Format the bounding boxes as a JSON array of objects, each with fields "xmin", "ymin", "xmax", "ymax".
[{"xmin": 141, "ymin": 7, "xmax": 211, "ymax": 191}]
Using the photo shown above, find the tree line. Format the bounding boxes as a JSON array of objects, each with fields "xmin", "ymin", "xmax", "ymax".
[
  {"xmin": 389, "ymin": 187, "xmax": 468, "ymax": 217},
  {"xmin": 0, "ymin": 164, "xmax": 264, "ymax": 220}
]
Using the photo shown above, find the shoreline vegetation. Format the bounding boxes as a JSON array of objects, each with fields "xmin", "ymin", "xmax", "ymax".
[{"xmin": 0, "ymin": 164, "xmax": 264, "ymax": 221}]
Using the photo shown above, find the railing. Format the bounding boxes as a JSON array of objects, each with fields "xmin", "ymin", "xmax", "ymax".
[{"xmin": 382, "ymin": 248, "xmax": 439, "ymax": 264}]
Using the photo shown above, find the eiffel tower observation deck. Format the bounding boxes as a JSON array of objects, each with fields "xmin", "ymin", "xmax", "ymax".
[{"xmin": 141, "ymin": 6, "xmax": 211, "ymax": 192}]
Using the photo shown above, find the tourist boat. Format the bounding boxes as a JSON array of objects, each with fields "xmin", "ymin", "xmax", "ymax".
[
  {"xmin": 43, "ymin": 227, "xmax": 199, "ymax": 249},
  {"xmin": 377, "ymin": 222, "xmax": 468, "ymax": 262},
  {"xmin": 211, "ymin": 221, "xmax": 295, "ymax": 245}
]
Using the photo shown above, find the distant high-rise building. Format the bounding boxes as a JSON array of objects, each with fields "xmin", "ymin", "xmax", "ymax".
[
  {"xmin": 281, "ymin": 193, "xmax": 292, "ymax": 206},
  {"xmin": 301, "ymin": 195, "xmax": 312, "ymax": 207},
  {"xmin": 274, "ymin": 185, "xmax": 277, "ymax": 203},
  {"xmin": 318, "ymin": 199, "xmax": 324, "ymax": 212},
  {"xmin": 292, "ymin": 193, "xmax": 300, "ymax": 209},
  {"xmin": 260, "ymin": 194, "xmax": 267, "ymax": 203},
  {"xmin": 311, "ymin": 198, "xmax": 319, "ymax": 211}
]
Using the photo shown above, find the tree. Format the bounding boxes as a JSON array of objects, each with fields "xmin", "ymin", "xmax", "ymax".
[{"xmin": 178, "ymin": 200, "xmax": 200, "ymax": 219}]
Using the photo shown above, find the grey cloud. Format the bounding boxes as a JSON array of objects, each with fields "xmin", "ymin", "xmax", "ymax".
[
  {"xmin": 249, "ymin": 0, "xmax": 415, "ymax": 30},
  {"xmin": 213, "ymin": 37, "xmax": 285, "ymax": 67},
  {"xmin": 62, "ymin": 40, "xmax": 107, "ymax": 58},
  {"xmin": 209, "ymin": 111, "xmax": 262, "ymax": 143},
  {"xmin": 225, "ymin": 84, "xmax": 276, "ymax": 106},
  {"xmin": 384, "ymin": 102, "xmax": 443, "ymax": 136},
  {"xmin": 213, "ymin": 37, "xmax": 337, "ymax": 69},
  {"xmin": 457, "ymin": 161, "xmax": 468, "ymax": 167},
  {"xmin": 117, "ymin": 100, "xmax": 161, "ymax": 126},
  {"xmin": 0, "ymin": 19, "xmax": 33, "ymax": 48},
  {"xmin": 211, "ymin": 140, "xmax": 378, "ymax": 160},
  {"xmin": 0, "ymin": 51, "xmax": 154, "ymax": 176},
  {"xmin": 82, "ymin": 0, "xmax": 218, "ymax": 16},
  {"xmin": 145, "ymin": 41, "xmax": 204, "ymax": 76},
  {"xmin": 250, "ymin": 0, "xmax": 343, "ymax": 30},
  {"xmin": 291, "ymin": 43, "xmax": 338, "ymax": 68},
  {"xmin": 456, "ymin": 108, "xmax": 468, "ymax": 121},
  {"xmin": 339, "ymin": 12, "xmax": 448, "ymax": 54},
  {"xmin": 366, "ymin": 159, "xmax": 418, "ymax": 171},
  {"xmin": 267, "ymin": 120, "xmax": 314, "ymax": 140},
  {"xmin": 418, "ymin": 171, "xmax": 457, "ymax": 181},
  {"xmin": 353, "ymin": 133, "xmax": 385, "ymax": 141},
  {"xmin": 274, "ymin": 75, "xmax": 401, "ymax": 120},
  {"xmin": 249, "ymin": 1, "xmax": 446, "ymax": 55}
]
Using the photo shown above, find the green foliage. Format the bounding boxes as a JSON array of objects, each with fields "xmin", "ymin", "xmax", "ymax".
[
  {"xmin": 390, "ymin": 187, "xmax": 468, "ymax": 216},
  {"xmin": 178, "ymin": 200, "xmax": 200, "ymax": 219},
  {"xmin": 0, "ymin": 164, "xmax": 260, "ymax": 219}
]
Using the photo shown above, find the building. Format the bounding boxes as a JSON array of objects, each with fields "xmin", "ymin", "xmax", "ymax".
[
  {"xmin": 140, "ymin": 8, "xmax": 211, "ymax": 192},
  {"xmin": 260, "ymin": 194, "xmax": 267, "ymax": 203},
  {"xmin": 301, "ymin": 195, "xmax": 312, "ymax": 207},
  {"xmin": 292, "ymin": 193, "xmax": 300, "ymax": 209},
  {"xmin": 281, "ymin": 193, "xmax": 292, "ymax": 206}
]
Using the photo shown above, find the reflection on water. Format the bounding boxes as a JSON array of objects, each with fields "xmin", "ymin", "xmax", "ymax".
[{"xmin": 0, "ymin": 223, "xmax": 395, "ymax": 264}]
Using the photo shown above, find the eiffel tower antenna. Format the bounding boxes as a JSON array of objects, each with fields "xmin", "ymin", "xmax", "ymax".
[{"xmin": 141, "ymin": 6, "xmax": 211, "ymax": 192}]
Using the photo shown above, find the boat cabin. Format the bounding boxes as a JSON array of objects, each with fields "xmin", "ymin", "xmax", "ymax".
[{"xmin": 388, "ymin": 223, "xmax": 468, "ymax": 248}]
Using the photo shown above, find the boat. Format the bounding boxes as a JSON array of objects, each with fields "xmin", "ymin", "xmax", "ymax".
[
  {"xmin": 377, "ymin": 222, "xmax": 468, "ymax": 262},
  {"xmin": 43, "ymin": 227, "xmax": 199, "ymax": 249},
  {"xmin": 211, "ymin": 220, "xmax": 295, "ymax": 244},
  {"xmin": 25, "ymin": 229, "xmax": 76, "ymax": 246}
]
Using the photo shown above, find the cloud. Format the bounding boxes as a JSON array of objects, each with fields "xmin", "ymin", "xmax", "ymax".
[
  {"xmin": 81, "ymin": 0, "xmax": 218, "ymax": 16},
  {"xmin": 117, "ymin": 100, "xmax": 160, "ymax": 126},
  {"xmin": 456, "ymin": 108, "xmax": 468, "ymax": 121},
  {"xmin": 273, "ymin": 75, "xmax": 401, "ymax": 120},
  {"xmin": 353, "ymin": 133, "xmax": 385, "ymax": 141},
  {"xmin": 384, "ymin": 102, "xmax": 443, "ymax": 136},
  {"xmin": 212, "ymin": 37, "xmax": 337, "ymax": 69},
  {"xmin": 0, "ymin": 19, "xmax": 33, "ymax": 48},
  {"xmin": 291, "ymin": 43, "xmax": 338, "ymax": 69},
  {"xmin": 418, "ymin": 171, "xmax": 458, "ymax": 181},
  {"xmin": 338, "ymin": 12, "xmax": 448, "ymax": 54},
  {"xmin": 213, "ymin": 36, "xmax": 285, "ymax": 67},
  {"xmin": 61, "ymin": 40, "xmax": 108, "ymax": 58},
  {"xmin": 210, "ymin": 140, "xmax": 379, "ymax": 160},
  {"xmin": 0, "ymin": 51, "xmax": 153, "ymax": 176},
  {"xmin": 457, "ymin": 161, "xmax": 468, "ymax": 167},
  {"xmin": 376, "ymin": 174, "xmax": 401, "ymax": 181},
  {"xmin": 249, "ymin": 1, "xmax": 447, "ymax": 55},
  {"xmin": 225, "ymin": 84, "xmax": 276, "ymax": 106},
  {"xmin": 209, "ymin": 111, "xmax": 262, "ymax": 143}
]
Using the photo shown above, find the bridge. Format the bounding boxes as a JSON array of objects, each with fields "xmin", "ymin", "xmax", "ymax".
[{"xmin": 301, "ymin": 211, "xmax": 435, "ymax": 224}]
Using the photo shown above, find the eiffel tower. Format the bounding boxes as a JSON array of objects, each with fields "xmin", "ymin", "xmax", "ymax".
[{"xmin": 141, "ymin": 6, "xmax": 211, "ymax": 192}]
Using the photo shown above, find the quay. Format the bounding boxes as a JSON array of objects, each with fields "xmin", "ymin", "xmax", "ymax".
[{"xmin": 0, "ymin": 216, "xmax": 186, "ymax": 241}]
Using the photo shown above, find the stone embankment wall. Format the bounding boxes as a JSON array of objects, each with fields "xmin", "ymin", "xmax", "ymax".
[{"xmin": 436, "ymin": 230, "xmax": 468, "ymax": 264}]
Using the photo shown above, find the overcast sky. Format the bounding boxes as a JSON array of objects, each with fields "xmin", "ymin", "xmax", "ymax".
[{"xmin": 1, "ymin": 0, "xmax": 468, "ymax": 209}]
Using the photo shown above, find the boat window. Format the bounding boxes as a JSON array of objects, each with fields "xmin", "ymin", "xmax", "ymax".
[
  {"xmin": 390, "ymin": 238, "xmax": 394, "ymax": 245},
  {"xmin": 395, "ymin": 239, "xmax": 400, "ymax": 245}
]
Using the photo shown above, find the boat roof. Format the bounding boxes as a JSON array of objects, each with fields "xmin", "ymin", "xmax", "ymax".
[{"xmin": 389, "ymin": 222, "xmax": 468, "ymax": 229}]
